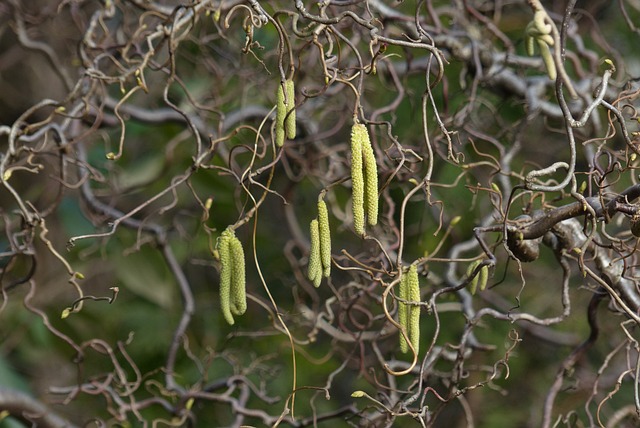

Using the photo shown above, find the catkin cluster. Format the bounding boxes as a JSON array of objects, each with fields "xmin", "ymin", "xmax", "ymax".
[
  {"xmin": 398, "ymin": 264, "xmax": 420, "ymax": 354},
  {"xmin": 466, "ymin": 260, "xmax": 489, "ymax": 295},
  {"xmin": 275, "ymin": 79, "xmax": 296, "ymax": 147},
  {"xmin": 218, "ymin": 227, "xmax": 247, "ymax": 325},
  {"xmin": 350, "ymin": 122, "xmax": 378, "ymax": 236},
  {"xmin": 524, "ymin": 11, "xmax": 556, "ymax": 80},
  {"xmin": 307, "ymin": 199, "xmax": 332, "ymax": 287}
]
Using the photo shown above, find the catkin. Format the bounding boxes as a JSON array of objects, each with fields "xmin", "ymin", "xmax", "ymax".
[
  {"xmin": 218, "ymin": 229, "xmax": 235, "ymax": 325},
  {"xmin": 407, "ymin": 265, "xmax": 420, "ymax": 355},
  {"xmin": 398, "ymin": 273, "xmax": 409, "ymax": 354},
  {"xmin": 537, "ymin": 39, "xmax": 557, "ymax": 80},
  {"xmin": 229, "ymin": 234, "xmax": 247, "ymax": 316},
  {"xmin": 361, "ymin": 131, "xmax": 378, "ymax": 226},
  {"xmin": 308, "ymin": 219, "xmax": 322, "ymax": 287},
  {"xmin": 317, "ymin": 200, "xmax": 331, "ymax": 277},
  {"xmin": 275, "ymin": 82, "xmax": 286, "ymax": 147},
  {"xmin": 285, "ymin": 79, "xmax": 296, "ymax": 140},
  {"xmin": 525, "ymin": 34, "xmax": 535, "ymax": 56},
  {"xmin": 466, "ymin": 260, "xmax": 481, "ymax": 295},
  {"xmin": 478, "ymin": 263, "xmax": 489, "ymax": 292},
  {"xmin": 350, "ymin": 123, "xmax": 365, "ymax": 236}
]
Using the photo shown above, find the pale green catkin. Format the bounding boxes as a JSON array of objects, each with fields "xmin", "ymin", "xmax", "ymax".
[
  {"xmin": 308, "ymin": 219, "xmax": 322, "ymax": 287},
  {"xmin": 361, "ymin": 128, "xmax": 378, "ymax": 226},
  {"xmin": 407, "ymin": 264, "xmax": 420, "ymax": 355},
  {"xmin": 275, "ymin": 82, "xmax": 286, "ymax": 147},
  {"xmin": 351, "ymin": 123, "xmax": 365, "ymax": 236},
  {"xmin": 479, "ymin": 263, "xmax": 489, "ymax": 292},
  {"xmin": 218, "ymin": 229, "xmax": 235, "ymax": 325},
  {"xmin": 525, "ymin": 33, "xmax": 535, "ymax": 56},
  {"xmin": 317, "ymin": 199, "xmax": 331, "ymax": 277},
  {"xmin": 285, "ymin": 79, "xmax": 296, "ymax": 140},
  {"xmin": 537, "ymin": 40, "xmax": 557, "ymax": 80},
  {"xmin": 466, "ymin": 260, "xmax": 481, "ymax": 295},
  {"xmin": 229, "ymin": 234, "xmax": 247, "ymax": 316},
  {"xmin": 398, "ymin": 273, "xmax": 409, "ymax": 354}
]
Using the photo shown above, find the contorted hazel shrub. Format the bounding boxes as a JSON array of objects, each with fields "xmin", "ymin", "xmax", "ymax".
[
  {"xmin": 350, "ymin": 122, "xmax": 378, "ymax": 236},
  {"xmin": 218, "ymin": 227, "xmax": 247, "ymax": 325},
  {"xmin": 398, "ymin": 264, "xmax": 421, "ymax": 354},
  {"xmin": 275, "ymin": 79, "xmax": 296, "ymax": 147}
]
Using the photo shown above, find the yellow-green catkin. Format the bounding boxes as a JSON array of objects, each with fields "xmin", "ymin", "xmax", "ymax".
[
  {"xmin": 361, "ymin": 130, "xmax": 378, "ymax": 226},
  {"xmin": 285, "ymin": 79, "xmax": 296, "ymax": 140},
  {"xmin": 229, "ymin": 234, "xmax": 246, "ymax": 316},
  {"xmin": 407, "ymin": 264, "xmax": 420, "ymax": 355},
  {"xmin": 275, "ymin": 82, "xmax": 286, "ymax": 147},
  {"xmin": 537, "ymin": 40, "xmax": 557, "ymax": 80},
  {"xmin": 478, "ymin": 263, "xmax": 489, "ymax": 292},
  {"xmin": 351, "ymin": 123, "xmax": 366, "ymax": 236},
  {"xmin": 218, "ymin": 229, "xmax": 235, "ymax": 325},
  {"xmin": 317, "ymin": 199, "xmax": 331, "ymax": 278},
  {"xmin": 308, "ymin": 219, "xmax": 322, "ymax": 287},
  {"xmin": 398, "ymin": 273, "xmax": 409, "ymax": 354},
  {"xmin": 466, "ymin": 260, "xmax": 481, "ymax": 295}
]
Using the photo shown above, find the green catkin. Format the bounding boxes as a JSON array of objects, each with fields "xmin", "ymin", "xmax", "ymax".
[
  {"xmin": 351, "ymin": 123, "xmax": 365, "ymax": 236},
  {"xmin": 466, "ymin": 260, "xmax": 482, "ymax": 295},
  {"xmin": 398, "ymin": 273, "xmax": 409, "ymax": 354},
  {"xmin": 479, "ymin": 263, "xmax": 489, "ymax": 292},
  {"xmin": 285, "ymin": 79, "xmax": 296, "ymax": 140},
  {"xmin": 229, "ymin": 234, "xmax": 247, "ymax": 316},
  {"xmin": 525, "ymin": 34, "xmax": 535, "ymax": 56},
  {"xmin": 537, "ymin": 39, "xmax": 557, "ymax": 80},
  {"xmin": 407, "ymin": 265, "xmax": 421, "ymax": 355},
  {"xmin": 218, "ymin": 230, "xmax": 235, "ymax": 325},
  {"xmin": 317, "ymin": 199, "xmax": 331, "ymax": 278},
  {"xmin": 308, "ymin": 219, "xmax": 322, "ymax": 287},
  {"xmin": 275, "ymin": 82, "xmax": 286, "ymax": 147},
  {"xmin": 361, "ymin": 130, "xmax": 378, "ymax": 226}
]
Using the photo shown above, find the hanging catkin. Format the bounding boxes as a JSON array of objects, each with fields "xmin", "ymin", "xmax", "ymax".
[
  {"xmin": 307, "ymin": 219, "xmax": 322, "ymax": 287},
  {"xmin": 229, "ymin": 233, "xmax": 246, "ymax": 315},
  {"xmin": 350, "ymin": 123, "xmax": 366, "ymax": 236},
  {"xmin": 218, "ymin": 229, "xmax": 235, "ymax": 325},
  {"xmin": 317, "ymin": 199, "xmax": 331, "ymax": 278},
  {"xmin": 407, "ymin": 265, "xmax": 420, "ymax": 355},
  {"xmin": 275, "ymin": 82, "xmax": 286, "ymax": 147},
  {"xmin": 399, "ymin": 264, "xmax": 420, "ymax": 355},
  {"xmin": 362, "ymin": 131, "xmax": 378, "ymax": 226},
  {"xmin": 285, "ymin": 79, "xmax": 296, "ymax": 140},
  {"xmin": 398, "ymin": 272, "xmax": 409, "ymax": 354},
  {"xmin": 218, "ymin": 228, "xmax": 247, "ymax": 325}
]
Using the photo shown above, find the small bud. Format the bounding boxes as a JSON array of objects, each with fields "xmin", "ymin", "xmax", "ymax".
[{"xmin": 185, "ymin": 398, "xmax": 195, "ymax": 410}]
